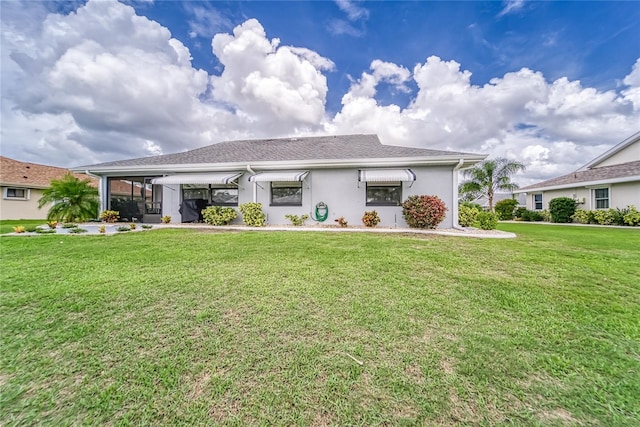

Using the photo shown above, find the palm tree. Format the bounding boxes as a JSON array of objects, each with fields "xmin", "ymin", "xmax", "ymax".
[
  {"xmin": 38, "ymin": 173, "xmax": 99, "ymax": 222},
  {"xmin": 459, "ymin": 158, "xmax": 525, "ymax": 212}
]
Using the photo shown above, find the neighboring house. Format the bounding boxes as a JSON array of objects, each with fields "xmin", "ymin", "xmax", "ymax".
[
  {"xmin": 73, "ymin": 134, "xmax": 486, "ymax": 228},
  {"xmin": 514, "ymin": 132, "xmax": 640, "ymax": 211},
  {"xmin": 0, "ymin": 156, "xmax": 98, "ymax": 220},
  {"xmin": 472, "ymin": 192, "xmax": 526, "ymax": 210}
]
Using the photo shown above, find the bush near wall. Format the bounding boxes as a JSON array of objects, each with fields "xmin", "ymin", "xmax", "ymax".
[
  {"xmin": 549, "ymin": 197, "xmax": 577, "ymax": 223},
  {"xmin": 239, "ymin": 203, "xmax": 266, "ymax": 227},
  {"xmin": 458, "ymin": 205, "xmax": 480, "ymax": 227},
  {"xmin": 202, "ymin": 206, "xmax": 238, "ymax": 226},
  {"xmin": 572, "ymin": 206, "xmax": 640, "ymax": 226},
  {"xmin": 402, "ymin": 195, "xmax": 448, "ymax": 229}
]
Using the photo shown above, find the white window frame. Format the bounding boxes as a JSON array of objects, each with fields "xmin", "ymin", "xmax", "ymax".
[
  {"xmin": 593, "ymin": 187, "xmax": 610, "ymax": 210},
  {"xmin": 533, "ymin": 193, "xmax": 543, "ymax": 210},
  {"xmin": 3, "ymin": 187, "xmax": 30, "ymax": 200}
]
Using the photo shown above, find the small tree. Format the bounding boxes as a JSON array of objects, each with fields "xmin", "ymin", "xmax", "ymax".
[
  {"xmin": 548, "ymin": 197, "xmax": 577, "ymax": 223},
  {"xmin": 38, "ymin": 173, "xmax": 98, "ymax": 222},
  {"xmin": 459, "ymin": 158, "xmax": 525, "ymax": 212}
]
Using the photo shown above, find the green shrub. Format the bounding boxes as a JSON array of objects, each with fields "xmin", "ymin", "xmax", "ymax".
[
  {"xmin": 572, "ymin": 209, "xmax": 594, "ymax": 224},
  {"xmin": 202, "ymin": 206, "xmax": 238, "ymax": 226},
  {"xmin": 239, "ymin": 203, "xmax": 266, "ymax": 227},
  {"xmin": 362, "ymin": 210, "xmax": 381, "ymax": 227},
  {"xmin": 68, "ymin": 227, "xmax": 88, "ymax": 234},
  {"xmin": 62, "ymin": 223, "xmax": 77, "ymax": 229},
  {"xmin": 461, "ymin": 201, "xmax": 483, "ymax": 210},
  {"xmin": 514, "ymin": 207, "xmax": 527, "ymax": 219},
  {"xmin": 99, "ymin": 210, "xmax": 120, "ymax": 223},
  {"xmin": 549, "ymin": 197, "xmax": 577, "ymax": 223},
  {"xmin": 284, "ymin": 214, "xmax": 309, "ymax": 226},
  {"xmin": 458, "ymin": 205, "xmax": 480, "ymax": 227},
  {"xmin": 520, "ymin": 210, "xmax": 544, "ymax": 222},
  {"xmin": 592, "ymin": 209, "xmax": 616, "ymax": 225},
  {"xmin": 623, "ymin": 205, "xmax": 640, "ymax": 226},
  {"xmin": 142, "ymin": 224, "xmax": 153, "ymax": 229},
  {"xmin": 402, "ymin": 195, "xmax": 448, "ymax": 229},
  {"xmin": 25, "ymin": 226, "xmax": 38, "ymax": 232},
  {"xmin": 474, "ymin": 211, "xmax": 498, "ymax": 230},
  {"xmin": 494, "ymin": 199, "xmax": 519, "ymax": 220},
  {"xmin": 116, "ymin": 226, "xmax": 130, "ymax": 232},
  {"xmin": 35, "ymin": 228, "xmax": 56, "ymax": 234}
]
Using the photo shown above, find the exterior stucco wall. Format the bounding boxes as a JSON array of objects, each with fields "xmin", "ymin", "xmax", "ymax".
[
  {"xmin": 524, "ymin": 181, "xmax": 640, "ymax": 211},
  {"xmin": 152, "ymin": 166, "xmax": 456, "ymax": 228},
  {"xmin": 0, "ymin": 187, "xmax": 49, "ymax": 220},
  {"xmin": 611, "ymin": 182, "xmax": 640, "ymax": 208}
]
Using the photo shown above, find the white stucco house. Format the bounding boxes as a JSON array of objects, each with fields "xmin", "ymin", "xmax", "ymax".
[
  {"xmin": 514, "ymin": 132, "xmax": 640, "ymax": 211},
  {"xmin": 73, "ymin": 134, "xmax": 486, "ymax": 228}
]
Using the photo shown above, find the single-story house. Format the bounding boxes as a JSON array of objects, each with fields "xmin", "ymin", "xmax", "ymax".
[
  {"xmin": 72, "ymin": 134, "xmax": 486, "ymax": 228},
  {"xmin": 514, "ymin": 132, "xmax": 640, "ymax": 211},
  {"xmin": 471, "ymin": 192, "xmax": 526, "ymax": 211},
  {"xmin": 0, "ymin": 156, "xmax": 98, "ymax": 220}
]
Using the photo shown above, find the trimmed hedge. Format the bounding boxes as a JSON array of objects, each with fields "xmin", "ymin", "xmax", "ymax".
[{"xmin": 549, "ymin": 197, "xmax": 577, "ymax": 223}]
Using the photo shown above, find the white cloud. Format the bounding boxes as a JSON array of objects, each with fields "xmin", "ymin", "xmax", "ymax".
[
  {"xmin": 498, "ymin": 0, "xmax": 526, "ymax": 18},
  {"xmin": 0, "ymin": 1, "xmax": 638, "ymax": 188},
  {"xmin": 335, "ymin": 0, "xmax": 369, "ymax": 21},
  {"xmin": 210, "ymin": 19, "xmax": 334, "ymax": 130},
  {"xmin": 185, "ymin": 3, "xmax": 232, "ymax": 39}
]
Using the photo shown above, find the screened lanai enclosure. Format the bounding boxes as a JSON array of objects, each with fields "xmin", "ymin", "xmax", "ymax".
[{"xmin": 107, "ymin": 177, "xmax": 163, "ymax": 223}]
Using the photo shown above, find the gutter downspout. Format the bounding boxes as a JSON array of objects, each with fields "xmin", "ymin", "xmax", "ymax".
[
  {"xmin": 85, "ymin": 170, "xmax": 104, "ymax": 218},
  {"xmin": 246, "ymin": 165, "xmax": 257, "ymax": 203},
  {"xmin": 452, "ymin": 159, "xmax": 465, "ymax": 230}
]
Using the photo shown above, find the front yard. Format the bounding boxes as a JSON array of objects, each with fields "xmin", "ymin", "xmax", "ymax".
[{"xmin": 1, "ymin": 224, "xmax": 638, "ymax": 425}]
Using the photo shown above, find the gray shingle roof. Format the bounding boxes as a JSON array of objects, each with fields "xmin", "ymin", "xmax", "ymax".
[
  {"xmin": 78, "ymin": 134, "xmax": 480, "ymax": 168},
  {"xmin": 518, "ymin": 160, "xmax": 640, "ymax": 191}
]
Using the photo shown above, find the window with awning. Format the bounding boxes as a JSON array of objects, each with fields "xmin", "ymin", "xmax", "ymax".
[
  {"xmin": 248, "ymin": 171, "xmax": 309, "ymax": 182},
  {"xmin": 151, "ymin": 172, "xmax": 243, "ymax": 185},
  {"xmin": 358, "ymin": 169, "xmax": 416, "ymax": 182}
]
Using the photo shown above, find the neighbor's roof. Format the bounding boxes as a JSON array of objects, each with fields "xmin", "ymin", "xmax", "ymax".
[
  {"xmin": 75, "ymin": 134, "xmax": 484, "ymax": 172},
  {"xmin": 0, "ymin": 156, "xmax": 97, "ymax": 189},
  {"xmin": 515, "ymin": 160, "xmax": 640, "ymax": 193}
]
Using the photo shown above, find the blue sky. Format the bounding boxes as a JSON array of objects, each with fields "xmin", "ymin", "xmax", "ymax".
[{"xmin": 1, "ymin": 0, "xmax": 639, "ymax": 184}]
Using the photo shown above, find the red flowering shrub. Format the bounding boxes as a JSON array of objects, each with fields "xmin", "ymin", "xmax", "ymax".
[{"xmin": 402, "ymin": 195, "xmax": 448, "ymax": 229}]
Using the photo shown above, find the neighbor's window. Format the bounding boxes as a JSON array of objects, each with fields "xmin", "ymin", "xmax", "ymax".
[
  {"xmin": 271, "ymin": 182, "xmax": 302, "ymax": 206},
  {"xmin": 4, "ymin": 188, "xmax": 28, "ymax": 200},
  {"xmin": 594, "ymin": 188, "xmax": 609, "ymax": 209},
  {"xmin": 211, "ymin": 185, "xmax": 238, "ymax": 206},
  {"xmin": 534, "ymin": 194, "xmax": 543, "ymax": 210},
  {"xmin": 366, "ymin": 182, "xmax": 402, "ymax": 206}
]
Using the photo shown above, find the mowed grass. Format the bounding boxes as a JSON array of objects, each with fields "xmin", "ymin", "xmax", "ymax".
[
  {"xmin": 0, "ymin": 219, "xmax": 47, "ymax": 234},
  {"xmin": 1, "ymin": 224, "xmax": 638, "ymax": 426}
]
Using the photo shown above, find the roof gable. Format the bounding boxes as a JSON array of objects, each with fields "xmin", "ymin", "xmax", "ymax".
[
  {"xmin": 517, "ymin": 160, "xmax": 640, "ymax": 192},
  {"xmin": 579, "ymin": 131, "xmax": 640, "ymax": 170}
]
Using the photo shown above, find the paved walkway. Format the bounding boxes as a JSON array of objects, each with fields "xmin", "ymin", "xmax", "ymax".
[{"xmin": 153, "ymin": 223, "xmax": 517, "ymax": 239}]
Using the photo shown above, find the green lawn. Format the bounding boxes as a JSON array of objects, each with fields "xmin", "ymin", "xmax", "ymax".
[
  {"xmin": 0, "ymin": 219, "xmax": 47, "ymax": 235},
  {"xmin": 1, "ymin": 224, "xmax": 638, "ymax": 425}
]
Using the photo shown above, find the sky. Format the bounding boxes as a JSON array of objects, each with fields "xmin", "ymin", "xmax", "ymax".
[{"xmin": 1, "ymin": 0, "xmax": 639, "ymax": 186}]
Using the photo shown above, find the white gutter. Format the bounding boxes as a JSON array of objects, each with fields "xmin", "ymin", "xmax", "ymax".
[
  {"xmin": 71, "ymin": 155, "xmax": 486, "ymax": 175},
  {"xmin": 246, "ymin": 165, "xmax": 257, "ymax": 202},
  {"xmin": 452, "ymin": 159, "xmax": 465, "ymax": 230}
]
